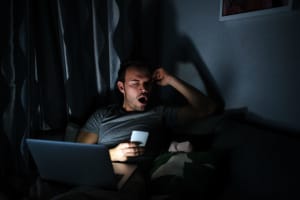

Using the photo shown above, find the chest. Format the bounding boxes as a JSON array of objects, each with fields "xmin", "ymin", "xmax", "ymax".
[{"xmin": 99, "ymin": 111, "xmax": 164, "ymax": 144}]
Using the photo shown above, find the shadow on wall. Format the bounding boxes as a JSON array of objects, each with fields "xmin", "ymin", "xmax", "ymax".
[
  {"xmin": 156, "ymin": 0, "xmax": 225, "ymax": 111},
  {"xmin": 157, "ymin": 0, "xmax": 299, "ymax": 133}
]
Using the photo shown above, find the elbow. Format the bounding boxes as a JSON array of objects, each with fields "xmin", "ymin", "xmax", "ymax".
[{"xmin": 77, "ymin": 131, "xmax": 98, "ymax": 144}]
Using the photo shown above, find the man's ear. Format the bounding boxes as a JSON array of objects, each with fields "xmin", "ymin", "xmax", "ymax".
[{"xmin": 117, "ymin": 81, "xmax": 125, "ymax": 94}]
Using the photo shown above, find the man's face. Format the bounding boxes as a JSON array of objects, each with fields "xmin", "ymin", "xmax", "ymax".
[{"xmin": 117, "ymin": 66, "xmax": 152, "ymax": 112}]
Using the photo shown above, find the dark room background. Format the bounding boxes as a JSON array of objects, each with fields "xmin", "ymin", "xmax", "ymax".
[{"xmin": 1, "ymin": 0, "xmax": 299, "ymax": 197}]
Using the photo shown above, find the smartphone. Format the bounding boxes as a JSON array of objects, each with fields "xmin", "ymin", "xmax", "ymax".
[{"xmin": 130, "ymin": 130, "xmax": 149, "ymax": 147}]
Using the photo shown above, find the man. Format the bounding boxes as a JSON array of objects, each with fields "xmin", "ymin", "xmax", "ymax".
[
  {"xmin": 77, "ymin": 60, "xmax": 218, "ymax": 164},
  {"xmin": 51, "ymin": 60, "xmax": 220, "ymax": 200}
]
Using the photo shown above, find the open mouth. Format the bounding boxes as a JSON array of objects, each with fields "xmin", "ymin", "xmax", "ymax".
[{"xmin": 138, "ymin": 97, "xmax": 148, "ymax": 104}]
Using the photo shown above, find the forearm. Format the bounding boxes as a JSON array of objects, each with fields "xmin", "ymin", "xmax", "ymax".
[{"xmin": 168, "ymin": 75, "xmax": 217, "ymax": 114}]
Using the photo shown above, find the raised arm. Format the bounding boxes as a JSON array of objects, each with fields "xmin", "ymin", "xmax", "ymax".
[{"xmin": 153, "ymin": 68, "xmax": 219, "ymax": 126}]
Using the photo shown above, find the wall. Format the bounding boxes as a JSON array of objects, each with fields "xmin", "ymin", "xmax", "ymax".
[{"xmin": 160, "ymin": 0, "xmax": 300, "ymax": 131}]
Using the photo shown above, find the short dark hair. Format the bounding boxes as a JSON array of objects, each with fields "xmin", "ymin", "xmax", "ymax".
[{"xmin": 117, "ymin": 60, "xmax": 152, "ymax": 82}]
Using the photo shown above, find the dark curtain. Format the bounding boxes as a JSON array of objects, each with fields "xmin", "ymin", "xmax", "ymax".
[
  {"xmin": 0, "ymin": 0, "xmax": 30, "ymax": 197},
  {"xmin": 31, "ymin": 0, "xmax": 111, "ymax": 130}
]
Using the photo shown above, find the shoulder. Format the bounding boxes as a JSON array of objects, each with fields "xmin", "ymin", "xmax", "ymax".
[{"xmin": 148, "ymin": 105, "xmax": 178, "ymax": 116}]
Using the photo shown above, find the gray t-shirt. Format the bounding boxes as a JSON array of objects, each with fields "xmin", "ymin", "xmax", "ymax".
[{"xmin": 81, "ymin": 104, "xmax": 178, "ymax": 157}]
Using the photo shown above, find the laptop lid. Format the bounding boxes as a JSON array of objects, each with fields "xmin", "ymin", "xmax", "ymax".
[{"xmin": 26, "ymin": 138, "xmax": 136, "ymax": 190}]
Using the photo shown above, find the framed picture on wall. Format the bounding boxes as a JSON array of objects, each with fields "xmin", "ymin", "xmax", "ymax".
[{"xmin": 219, "ymin": 0, "xmax": 293, "ymax": 21}]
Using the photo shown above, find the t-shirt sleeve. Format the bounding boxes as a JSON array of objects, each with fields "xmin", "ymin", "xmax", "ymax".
[{"xmin": 80, "ymin": 110, "xmax": 103, "ymax": 135}]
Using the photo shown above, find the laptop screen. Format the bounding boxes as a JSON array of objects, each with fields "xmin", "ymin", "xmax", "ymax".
[{"xmin": 26, "ymin": 138, "xmax": 136, "ymax": 190}]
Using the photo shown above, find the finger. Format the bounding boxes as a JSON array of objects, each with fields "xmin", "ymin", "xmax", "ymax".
[
  {"xmin": 126, "ymin": 147, "xmax": 142, "ymax": 157},
  {"xmin": 130, "ymin": 141, "xmax": 142, "ymax": 146},
  {"xmin": 152, "ymin": 70, "xmax": 161, "ymax": 79},
  {"xmin": 126, "ymin": 142, "xmax": 138, "ymax": 148},
  {"xmin": 125, "ymin": 149, "xmax": 136, "ymax": 157},
  {"xmin": 117, "ymin": 142, "xmax": 130, "ymax": 149},
  {"xmin": 135, "ymin": 147, "xmax": 145, "ymax": 156},
  {"xmin": 138, "ymin": 148, "xmax": 145, "ymax": 155},
  {"xmin": 119, "ymin": 142, "xmax": 137, "ymax": 148}
]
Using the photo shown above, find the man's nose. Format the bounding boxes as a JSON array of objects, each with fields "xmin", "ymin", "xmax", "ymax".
[{"xmin": 140, "ymin": 84, "xmax": 148, "ymax": 92}]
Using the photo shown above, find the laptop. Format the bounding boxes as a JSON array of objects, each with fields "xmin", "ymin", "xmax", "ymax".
[{"xmin": 26, "ymin": 138, "xmax": 137, "ymax": 190}]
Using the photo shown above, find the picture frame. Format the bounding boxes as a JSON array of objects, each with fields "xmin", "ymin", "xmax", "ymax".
[{"xmin": 219, "ymin": 0, "xmax": 293, "ymax": 21}]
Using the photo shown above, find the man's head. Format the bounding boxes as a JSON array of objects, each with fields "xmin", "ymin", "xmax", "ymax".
[{"xmin": 117, "ymin": 61, "xmax": 153, "ymax": 112}]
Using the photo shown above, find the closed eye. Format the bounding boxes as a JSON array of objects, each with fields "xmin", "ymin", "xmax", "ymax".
[{"xmin": 128, "ymin": 81, "xmax": 139, "ymax": 87}]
